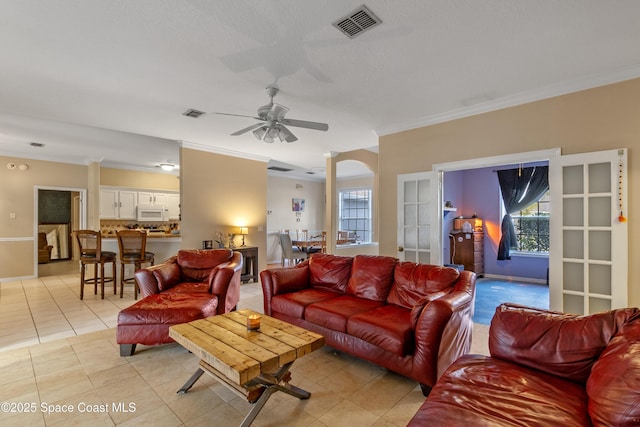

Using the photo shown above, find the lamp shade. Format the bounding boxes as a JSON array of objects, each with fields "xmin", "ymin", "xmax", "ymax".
[{"xmin": 239, "ymin": 227, "xmax": 249, "ymax": 235}]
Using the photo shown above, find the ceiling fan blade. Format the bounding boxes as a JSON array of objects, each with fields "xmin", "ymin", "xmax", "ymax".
[
  {"xmin": 281, "ymin": 118, "xmax": 328, "ymax": 131},
  {"xmin": 231, "ymin": 123, "xmax": 264, "ymax": 136},
  {"xmin": 278, "ymin": 125, "xmax": 298, "ymax": 143},
  {"xmin": 267, "ymin": 103, "xmax": 289, "ymax": 121},
  {"xmin": 215, "ymin": 112, "xmax": 264, "ymax": 121}
]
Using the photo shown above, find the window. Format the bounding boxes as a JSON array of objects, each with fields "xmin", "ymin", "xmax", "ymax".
[
  {"xmin": 338, "ymin": 188, "xmax": 371, "ymax": 244},
  {"xmin": 510, "ymin": 190, "xmax": 550, "ymax": 253}
]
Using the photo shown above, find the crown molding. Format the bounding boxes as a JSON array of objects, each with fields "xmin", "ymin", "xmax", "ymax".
[
  {"xmin": 375, "ymin": 64, "xmax": 640, "ymax": 137},
  {"xmin": 178, "ymin": 140, "xmax": 270, "ymax": 163}
]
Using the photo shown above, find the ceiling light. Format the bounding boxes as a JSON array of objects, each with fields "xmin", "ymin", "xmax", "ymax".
[
  {"xmin": 267, "ymin": 127, "xmax": 280, "ymax": 138},
  {"xmin": 253, "ymin": 127, "xmax": 267, "ymax": 140},
  {"xmin": 159, "ymin": 163, "xmax": 176, "ymax": 171}
]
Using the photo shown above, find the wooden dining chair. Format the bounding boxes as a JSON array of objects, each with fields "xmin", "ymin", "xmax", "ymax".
[
  {"xmin": 117, "ymin": 230, "xmax": 155, "ymax": 299},
  {"xmin": 73, "ymin": 230, "xmax": 117, "ymax": 300},
  {"xmin": 320, "ymin": 231, "xmax": 327, "ymax": 253}
]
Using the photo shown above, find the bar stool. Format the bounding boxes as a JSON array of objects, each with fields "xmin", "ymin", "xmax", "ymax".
[
  {"xmin": 117, "ymin": 230, "xmax": 155, "ymax": 299},
  {"xmin": 73, "ymin": 230, "xmax": 117, "ymax": 300}
]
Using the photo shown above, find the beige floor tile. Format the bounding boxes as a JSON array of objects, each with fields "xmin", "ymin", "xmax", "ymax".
[
  {"xmin": 317, "ymin": 400, "xmax": 379, "ymax": 427},
  {"xmin": 117, "ymin": 403, "xmax": 182, "ymax": 427},
  {"xmin": 0, "ymin": 272, "xmax": 493, "ymax": 426}
]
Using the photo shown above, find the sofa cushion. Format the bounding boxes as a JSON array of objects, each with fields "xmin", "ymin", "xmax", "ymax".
[
  {"xmin": 346, "ymin": 255, "xmax": 397, "ymax": 302},
  {"xmin": 309, "ymin": 253, "xmax": 353, "ymax": 292},
  {"xmin": 177, "ymin": 249, "xmax": 232, "ymax": 282},
  {"xmin": 489, "ymin": 303, "xmax": 638, "ymax": 383},
  {"xmin": 409, "ymin": 354, "xmax": 591, "ymax": 427},
  {"xmin": 387, "ymin": 262, "xmax": 459, "ymax": 309},
  {"xmin": 117, "ymin": 292, "xmax": 218, "ymax": 325},
  {"xmin": 347, "ymin": 305, "xmax": 413, "ymax": 356},
  {"xmin": 271, "ymin": 288, "xmax": 341, "ymax": 319},
  {"xmin": 304, "ymin": 295, "xmax": 384, "ymax": 332},
  {"xmin": 153, "ymin": 262, "xmax": 182, "ymax": 292},
  {"xmin": 271, "ymin": 265, "xmax": 310, "ymax": 295},
  {"xmin": 166, "ymin": 282, "xmax": 210, "ymax": 294},
  {"xmin": 586, "ymin": 312, "xmax": 640, "ymax": 426}
]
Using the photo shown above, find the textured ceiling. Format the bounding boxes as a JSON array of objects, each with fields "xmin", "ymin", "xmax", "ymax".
[{"xmin": 1, "ymin": 1, "xmax": 640, "ymax": 179}]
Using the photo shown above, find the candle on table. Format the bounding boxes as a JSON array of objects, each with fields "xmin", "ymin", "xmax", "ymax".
[{"xmin": 247, "ymin": 314, "xmax": 261, "ymax": 331}]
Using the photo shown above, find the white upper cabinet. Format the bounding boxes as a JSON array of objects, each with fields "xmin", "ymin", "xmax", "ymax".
[{"xmin": 100, "ymin": 189, "xmax": 138, "ymax": 219}]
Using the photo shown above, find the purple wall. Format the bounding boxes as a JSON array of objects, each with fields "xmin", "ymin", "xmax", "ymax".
[{"xmin": 443, "ymin": 164, "xmax": 549, "ymax": 282}]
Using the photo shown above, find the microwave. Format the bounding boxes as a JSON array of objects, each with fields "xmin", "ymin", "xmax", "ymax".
[{"xmin": 137, "ymin": 205, "xmax": 166, "ymax": 222}]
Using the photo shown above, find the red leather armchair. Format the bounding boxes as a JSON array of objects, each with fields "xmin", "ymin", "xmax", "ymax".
[
  {"xmin": 117, "ymin": 249, "xmax": 243, "ymax": 356},
  {"xmin": 409, "ymin": 303, "xmax": 640, "ymax": 426}
]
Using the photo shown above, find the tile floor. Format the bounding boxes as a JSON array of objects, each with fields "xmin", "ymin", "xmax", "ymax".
[{"xmin": 0, "ymin": 271, "xmax": 489, "ymax": 426}]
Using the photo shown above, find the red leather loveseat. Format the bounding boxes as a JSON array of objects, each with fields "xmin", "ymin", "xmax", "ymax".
[
  {"xmin": 409, "ymin": 303, "xmax": 640, "ymax": 426},
  {"xmin": 260, "ymin": 253, "xmax": 476, "ymax": 395},
  {"xmin": 117, "ymin": 249, "xmax": 243, "ymax": 356}
]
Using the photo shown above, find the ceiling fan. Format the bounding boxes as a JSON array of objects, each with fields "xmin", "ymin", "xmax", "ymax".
[{"xmin": 216, "ymin": 85, "xmax": 329, "ymax": 143}]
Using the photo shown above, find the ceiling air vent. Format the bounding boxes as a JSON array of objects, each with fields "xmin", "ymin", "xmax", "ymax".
[
  {"xmin": 183, "ymin": 109, "xmax": 205, "ymax": 118},
  {"xmin": 333, "ymin": 5, "xmax": 382, "ymax": 39},
  {"xmin": 268, "ymin": 166, "xmax": 294, "ymax": 172}
]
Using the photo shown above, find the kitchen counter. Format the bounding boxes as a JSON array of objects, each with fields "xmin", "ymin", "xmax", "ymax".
[
  {"xmin": 101, "ymin": 235, "xmax": 182, "ymax": 268},
  {"xmin": 102, "ymin": 234, "xmax": 181, "ymax": 241}
]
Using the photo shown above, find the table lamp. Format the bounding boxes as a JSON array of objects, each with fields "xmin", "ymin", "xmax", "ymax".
[{"xmin": 239, "ymin": 227, "xmax": 248, "ymax": 247}]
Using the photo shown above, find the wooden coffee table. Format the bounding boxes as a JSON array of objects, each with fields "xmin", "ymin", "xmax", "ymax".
[{"xmin": 169, "ymin": 309, "xmax": 325, "ymax": 427}]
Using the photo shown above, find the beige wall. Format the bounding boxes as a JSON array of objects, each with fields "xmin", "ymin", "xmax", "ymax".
[
  {"xmin": 378, "ymin": 78, "xmax": 640, "ymax": 307},
  {"xmin": 100, "ymin": 168, "xmax": 179, "ymax": 191},
  {"xmin": 179, "ymin": 148, "xmax": 268, "ymax": 273},
  {"xmin": 0, "ymin": 156, "xmax": 88, "ymax": 278}
]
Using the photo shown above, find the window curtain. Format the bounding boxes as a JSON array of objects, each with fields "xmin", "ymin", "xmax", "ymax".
[{"xmin": 497, "ymin": 166, "xmax": 549, "ymax": 260}]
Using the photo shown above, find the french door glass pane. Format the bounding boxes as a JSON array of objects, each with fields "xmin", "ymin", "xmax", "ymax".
[
  {"xmin": 588, "ymin": 163, "xmax": 611, "ymax": 193},
  {"xmin": 563, "ymin": 165, "xmax": 583, "ymax": 194},
  {"xmin": 589, "ymin": 264, "xmax": 611, "ymax": 295},
  {"xmin": 563, "ymin": 198, "xmax": 583, "ymax": 226},
  {"xmin": 588, "ymin": 197, "xmax": 611, "ymax": 227}
]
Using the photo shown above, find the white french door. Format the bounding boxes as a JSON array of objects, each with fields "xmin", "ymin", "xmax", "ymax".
[
  {"xmin": 397, "ymin": 172, "xmax": 441, "ymax": 264},
  {"xmin": 549, "ymin": 149, "xmax": 628, "ymax": 313}
]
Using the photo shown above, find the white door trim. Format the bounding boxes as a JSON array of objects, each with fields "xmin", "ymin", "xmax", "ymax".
[{"xmin": 433, "ymin": 148, "xmax": 561, "ymax": 172}]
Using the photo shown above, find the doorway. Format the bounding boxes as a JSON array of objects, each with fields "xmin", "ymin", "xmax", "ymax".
[{"xmin": 35, "ymin": 186, "xmax": 86, "ymax": 277}]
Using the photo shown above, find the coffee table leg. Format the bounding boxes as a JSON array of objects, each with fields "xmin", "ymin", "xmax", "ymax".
[
  {"xmin": 177, "ymin": 368, "xmax": 204, "ymax": 394},
  {"xmin": 240, "ymin": 386, "xmax": 277, "ymax": 427}
]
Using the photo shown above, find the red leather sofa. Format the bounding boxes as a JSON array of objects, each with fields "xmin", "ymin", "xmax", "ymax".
[
  {"xmin": 409, "ymin": 303, "xmax": 640, "ymax": 426},
  {"xmin": 260, "ymin": 253, "xmax": 476, "ymax": 395},
  {"xmin": 117, "ymin": 249, "xmax": 243, "ymax": 356}
]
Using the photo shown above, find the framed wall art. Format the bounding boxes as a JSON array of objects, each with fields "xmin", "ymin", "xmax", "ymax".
[{"xmin": 292, "ymin": 198, "xmax": 305, "ymax": 212}]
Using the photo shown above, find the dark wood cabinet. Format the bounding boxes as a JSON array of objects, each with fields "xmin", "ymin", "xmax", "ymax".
[
  {"xmin": 233, "ymin": 246, "xmax": 258, "ymax": 283},
  {"xmin": 450, "ymin": 231, "xmax": 484, "ymax": 276}
]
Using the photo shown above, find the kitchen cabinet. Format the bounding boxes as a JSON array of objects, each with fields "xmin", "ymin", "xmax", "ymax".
[
  {"xmin": 167, "ymin": 193, "xmax": 180, "ymax": 220},
  {"xmin": 138, "ymin": 191, "xmax": 179, "ymax": 219},
  {"xmin": 138, "ymin": 192, "xmax": 163, "ymax": 206},
  {"xmin": 100, "ymin": 190, "xmax": 137, "ymax": 219}
]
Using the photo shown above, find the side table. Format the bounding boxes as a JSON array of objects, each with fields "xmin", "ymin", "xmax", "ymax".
[{"xmin": 233, "ymin": 246, "xmax": 258, "ymax": 283}]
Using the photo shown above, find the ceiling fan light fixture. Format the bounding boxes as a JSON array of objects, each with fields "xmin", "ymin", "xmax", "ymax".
[
  {"xmin": 263, "ymin": 134, "xmax": 275, "ymax": 143},
  {"xmin": 253, "ymin": 127, "xmax": 267, "ymax": 140},
  {"xmin": 267, "ymin": 127, "xmax": 280, "ymax": 139}
]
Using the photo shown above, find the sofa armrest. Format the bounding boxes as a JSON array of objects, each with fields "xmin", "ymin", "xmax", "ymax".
[
  {"xmin": 260, "ymin": 265, "xmax": 310, "ymax": 316},
  {"xmin": 208, "ymin": 251, "xmax": 243, "ymax": 314},
  {"xmin": 412, "ymin": 270, "xmax": 476, "ymax": 386},
  {"xmin": 134, "ymin": 256, "xmax": 179, "ymax": 297}
]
